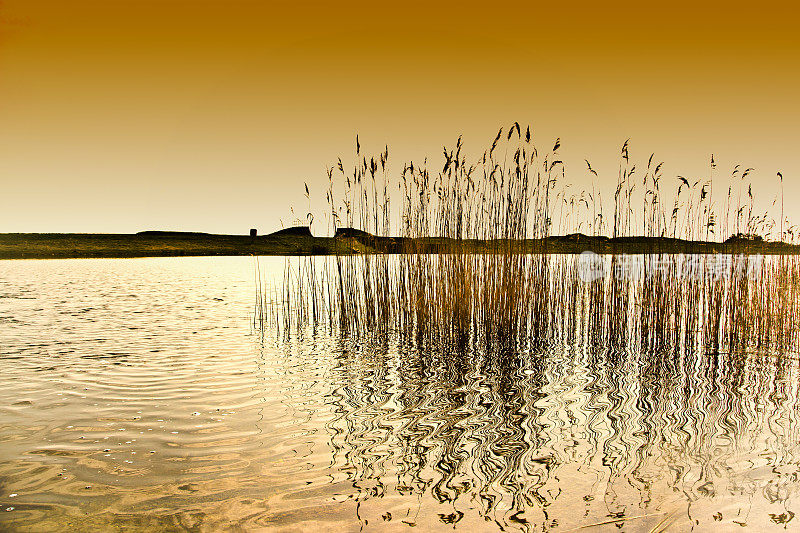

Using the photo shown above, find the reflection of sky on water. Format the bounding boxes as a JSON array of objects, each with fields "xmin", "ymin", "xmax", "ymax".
[{"xmin": 0, "ymin": 256, "xmax": 798, "ymax": 531}]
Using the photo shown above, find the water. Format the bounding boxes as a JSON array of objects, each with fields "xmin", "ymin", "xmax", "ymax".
[{"xmin": 1, "ymin": 257, "xmax": 799, "ymax": 531}]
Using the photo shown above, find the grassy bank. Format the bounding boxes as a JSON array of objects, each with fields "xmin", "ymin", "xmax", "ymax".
[
  {"xmin": 2, "ymin": 231, "xmax": 799, "ymax": 259},
  {"xmin": 0, "ymin": 232, "xmax": 341, "ymax": 259}
]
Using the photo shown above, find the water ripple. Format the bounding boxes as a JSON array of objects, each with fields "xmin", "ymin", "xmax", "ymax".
[{"xmin": 1, "ymin": 257, "xmax": 799, "ymax": 531}]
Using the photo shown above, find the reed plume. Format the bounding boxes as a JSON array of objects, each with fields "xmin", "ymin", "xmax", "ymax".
[{"xmin": 257, "ymin": 125, "xmax": 799, "ymax": 354}]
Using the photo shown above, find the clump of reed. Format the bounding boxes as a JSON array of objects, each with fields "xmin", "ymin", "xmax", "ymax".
[{"xmin": 257, "ymin": 124, "xmax": 800, "ymax": 353}]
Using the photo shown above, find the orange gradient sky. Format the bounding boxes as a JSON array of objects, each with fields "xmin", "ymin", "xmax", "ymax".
[{"xmin": 0, "ymin": 1, "xmax": 798, "ymax": 235}]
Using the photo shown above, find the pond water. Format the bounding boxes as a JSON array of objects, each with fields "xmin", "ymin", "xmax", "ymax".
[{"xmin": 1, "ymin": 257, "xmax": 798, "ymax": 531}]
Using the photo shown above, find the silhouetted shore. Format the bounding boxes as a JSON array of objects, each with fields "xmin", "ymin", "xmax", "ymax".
[{"xmin": 1, "ymin": 230, "xmax": 798, "ymax": 259}]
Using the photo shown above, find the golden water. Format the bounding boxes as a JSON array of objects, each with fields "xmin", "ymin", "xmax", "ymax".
[{"xmin": 1, "ymin": 257, "xmax": 798, "ymax": 531}]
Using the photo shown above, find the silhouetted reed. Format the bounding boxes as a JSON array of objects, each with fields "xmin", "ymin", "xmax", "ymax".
[{"xmin": 257, "ymin": 124, "xmax": 800, "ymax": 353}]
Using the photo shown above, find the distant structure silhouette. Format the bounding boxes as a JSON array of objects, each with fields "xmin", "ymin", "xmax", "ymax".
[{"xmin": 265, "ymin": 226, "xmax": 313, "ymax": 238}]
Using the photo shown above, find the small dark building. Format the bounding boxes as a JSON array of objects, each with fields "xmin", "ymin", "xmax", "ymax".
[{"xmin": 250, "ymin": 229, "xmax": 257, "ymax": 237}]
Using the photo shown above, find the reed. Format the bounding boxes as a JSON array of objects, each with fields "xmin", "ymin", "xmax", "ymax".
[{"xmin": 257, "ymin": 125, "xmax": 799, "ymax": 353}]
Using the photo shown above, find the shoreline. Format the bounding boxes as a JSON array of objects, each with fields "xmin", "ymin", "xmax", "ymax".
[{"xmin": 1, "ymin": 232, "xmax": 798, "ymax": 259}]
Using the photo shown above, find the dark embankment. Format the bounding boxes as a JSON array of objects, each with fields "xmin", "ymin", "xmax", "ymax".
[
  {"xmin": 1, "ymin": 230, "xmax": 798, "ymax": 259},
  {"xmin": 0, "ymin": 230, "xmax": 340, "ymax": 259}
]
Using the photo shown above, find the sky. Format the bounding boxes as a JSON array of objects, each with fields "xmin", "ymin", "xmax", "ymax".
[{"xmin": 0, "ymin": 0, "xmax": 798, "ymax": 236}]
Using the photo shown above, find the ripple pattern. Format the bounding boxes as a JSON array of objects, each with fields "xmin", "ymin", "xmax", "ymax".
[{"xmin": 1, "ymin": 257, "xmax": 799, "ymax": 531}]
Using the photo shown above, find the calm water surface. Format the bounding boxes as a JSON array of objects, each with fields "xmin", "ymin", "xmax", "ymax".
[{"xmin": 1, "ymin": 257, "xmax": 799, "ymax": 531}]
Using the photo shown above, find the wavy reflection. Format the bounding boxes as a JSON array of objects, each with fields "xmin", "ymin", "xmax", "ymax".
[
  {"xmin": 2, "ymin": 257, "xmax": 799, "ymax": 531},
  {"xmin": 315, "ymin": 332, "xmax": 800, "ymax": 530}
]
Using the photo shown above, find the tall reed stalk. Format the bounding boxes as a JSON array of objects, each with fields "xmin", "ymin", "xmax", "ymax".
[{"xmin": 258, "ymin": 125, "xmax": 799, "ymax": 353}]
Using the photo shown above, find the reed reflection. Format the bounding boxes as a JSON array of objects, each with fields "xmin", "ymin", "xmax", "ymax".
[{"xmin": 309, "ymin": 329, "xmax": 800, "ymax": 530}]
